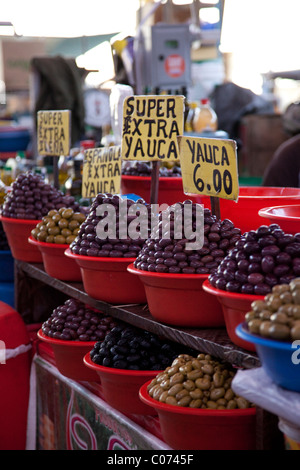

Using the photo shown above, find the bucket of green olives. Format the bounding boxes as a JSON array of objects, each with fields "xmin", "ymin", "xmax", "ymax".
[
  {"xmin": 139, "ymin": 353, "xmax": 256, "ymax": 450},
  {"xmin": 236, "ymin": 277, "xmax": 300, "ymax": 392},
  {"xmin": 29, "ymin": 207, "xmax": 86, "ymax": 281}
]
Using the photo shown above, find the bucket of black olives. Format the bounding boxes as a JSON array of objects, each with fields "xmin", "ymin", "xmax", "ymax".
[
  {"xmin": 139, "ymin": 353, "xmax": 256, "ymax": 450},
  {"xmin": 38, "ymin": 298, "xmax": 119, "ymax": 381},
  {"xmin": 0, "ymin": 172, "xmax": 81, "ymax": 263},
  {"xmin": 204, "ymin": 224, "xmax": 300, "ymax": 351},
  {"xmin": 128, "ymin": 202, "xmax": 241, "ymax": 327},
  {"xmin": 84, "ymin": 323, "xmax": 195, "ymax": 415},
  {"xmin": 29, "ymin": 207, "xmax": 86, "ymax": 281},
  {"xmin": 236, "ymin": 277, "xmax": 300, "ymax": 392}
]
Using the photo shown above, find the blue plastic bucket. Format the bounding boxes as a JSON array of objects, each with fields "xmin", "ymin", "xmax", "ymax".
[{"xmin": 236, "ymin": 323, "xmax": 300, "ymax": 393}]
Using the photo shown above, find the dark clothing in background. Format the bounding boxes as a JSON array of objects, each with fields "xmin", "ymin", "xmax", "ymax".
[
  {"xmin": 31, "ymin": 56, "xmax": 85, "ymax": 145},
  {"xmin": 263, "ymin": 134, "xmax": 300, "ymax": 187},
  {"xmin": 210, "ymin": 82, "xmax": 274, "ymax": 141}
]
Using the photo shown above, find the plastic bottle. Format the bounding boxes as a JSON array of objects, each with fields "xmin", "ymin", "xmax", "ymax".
[
  {"xmin": 184, "ymin": 101, "xmax": 197, "ymax": 132},
  {"xmin": 193, "ymin": 98, "xmax": 218, "ymax": 133},
  {"xmin": 64, "ymin": 140, "xmax": 95, "ymax": 201}
]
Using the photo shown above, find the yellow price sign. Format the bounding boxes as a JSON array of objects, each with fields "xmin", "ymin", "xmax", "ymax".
[
  {"xmin": 121, "ymin": 95, "xmax": 184, "ymax": 162},
  {"xmin": 82, "ymin": 145, "xmax": 122, "ymax": 198},
  {"xmin": 37, "ymin": 110, "xmax": 71, "ymax": 156},
  {"xmin": 178, "ymin": 136, "xmax": 239, "ymax": 201}
]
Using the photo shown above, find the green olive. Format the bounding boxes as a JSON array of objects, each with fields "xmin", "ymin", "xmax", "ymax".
[
  {"xmin": 66, "ymin": 235, "xmax": 76, "ymax": 244},
  {"xmin": 58, "ymin": 218, "xmax": 69, "ymax": 229},
  {"xmin": 61, "ymin": 208, "xmax": 73, "ymax": 219},
  {"xmin": 37, "ymin": 231, "xmax": 47, "ymax": 242},
  {"xmin": 48, "ymin": 209, "xmax": 59, "ymax": 217},
  {"xmin": 31, "ymin": 228, "xmax": 39, "ymax": 239},
  {"xmin": 72, "ymin": 212, "xmax": 86, "ymax": 223},
  {"xmin": 61, "ymin": 228, "xmax": 72, "ymax": 237},
  {"xmin": 68, "ymin": 219, "xmax": 80, "ymax": 231},
  {"xmin": 54, "ymin": 234, "xmax": 66, "ymax": 244},
  {"xmin": 48, "ymin": 226, "xmax": 60, "ymax": 236},
  {"xmin": 52, "ymin": 213, "xmax": 61, "ymax": 223},
  {"xmin": 46, "ymin": 235, "xmax": 54, "ymax": 243}
]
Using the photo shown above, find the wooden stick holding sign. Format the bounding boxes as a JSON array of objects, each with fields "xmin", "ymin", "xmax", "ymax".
[
  {"xmin": 177, "ymin": 135, "xmax": 239, "ymax": 218},
  {"xmin": 121, "ymin": 95, "xmax": 184, "ymax": 205},
  {"xmin": 37, "ymin": 110, "xmax": 71, "ymax": 189},
  {"xmin": 82, "ymin": 145, "xmax": 122, "ymax": 199}
]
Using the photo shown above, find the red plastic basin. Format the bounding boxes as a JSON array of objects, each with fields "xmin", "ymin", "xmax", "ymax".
[
  {"xmin": 259, "ymin": 204, "xmax": 300, "ymax": 234},
  {"xmin": 193, "ymin": 186, "xmax": 300, "ymax": 234},
  {"xmin": 37, "ymin": 329, "xmax": 99, "ymax": 382},
  {"xmin": 0, "ymin": 215, "xmax": 43, "ymax": 262},
  {"xmin": 121, "ymin": 176, "xmax": 187, "ymax": 206},
  {"xmin": 28, "ymin": 237, "xmax": 82, "ymax": 281},
  {"xmin": 139, "ymin": 381, "xmax": 257, "ymax": 450},
  {"xmin": 65, "ymin": 249, "xmax": 147, "ymax": 304},
  {"xmin": 127, "ymin": 264, "xmax": 224, "ymax": 327},
  {"xmin": 84, "ymin": 353, "xmax": 160, "ymax": 416},
  {"xmin": 202, "ymin": 279, "xmax": 264, "ymax": 352}
]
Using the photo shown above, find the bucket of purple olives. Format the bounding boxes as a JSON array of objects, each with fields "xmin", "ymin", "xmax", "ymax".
[
  {"xmin": 204, "ymin": 223, "xmax": 300, "ymax": 351},
  {"xmin": 128, "ymin": 203, "xmax": 241, "ymax": 327},
  {"xmin": 65, "ymin": 193, "xmax": 150, "ymax": 304},
  {"xmin": 38, "ymin": 298, "xmax": 119, "ymax": 381},
  {"xmin": 0, "ymin": 172, "xmax": 81, "ymax": 263},
  {"xmin": 28, "ymin": 207, "xmax": 86, "ymax": 281},
  {"xmin": 84, "ymin": 322, "xmax": 195, "ymax": 416},
  {"xmin": 236, "ymin": 277, "xmax": 300, "ymax": 392}
]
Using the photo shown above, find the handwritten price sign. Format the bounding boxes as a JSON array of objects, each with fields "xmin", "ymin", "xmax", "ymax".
[{"xmin": 178, "ymin": 136, "xmax": 239, "ymax": 201}]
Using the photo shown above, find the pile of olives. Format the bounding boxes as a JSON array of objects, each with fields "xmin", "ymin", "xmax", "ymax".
[
  {"xmin": 246, "ymin": 277, "xmax": 300, "ymax": 341},
  {"xmin": 1, "ymin": 171, "xmax": 81, "ymax": 220},
  {"xmin": 42, "ymin": 298, "xmax": 119, "ymax": 341},
  {"xmin": 90, "ymin": 323, "xmax": 194, "ymax": 370},
  {"xmin": 147, "ymin": 353, "xmax": 253, "ymax": 409},
  {"xmin": 134, "ymin": 203, "xmax": 241, "ymax": 274},
  {"xmin": 31, "ymin": 207, "xmax": 86, "ymax": 244},
  {"xmin": 122, "ymin": 161, "xmax": 181, "ymax": 177},
  {"xmin": 70, "ymin": 193, "xmax": 151, "ymax": 258},
  {"xmin": 209, "ymin": 224, "xmax": 300, "ymax": 295}
]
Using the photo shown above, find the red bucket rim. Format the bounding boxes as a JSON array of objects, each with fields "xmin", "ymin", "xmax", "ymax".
[
  {"xmin": 259, "ymin": 204, "xmax": 300, "ymax": 222},
  {"xmin": 127, "ymin": 263, "xmax": 209, "ymax": 280},
  {"xmin": 0, "ymin": 215, "xmax": 42, "ymax": 225},
  {"xmin": 64, "ymin": 247, "xmax": 136, "ymax": 263},
  {"xmin": 84, "ymin": 352, "xmax": 162, "ymax": 377},
  {"xmin": 202, "ymin": 279, "xmax": 265, "ymax": 301},
  {"xmin": 37, "ymin": 329, "xmax": 96, "ymax": 347},
  {"xmin": 139, "ymin": 381, "xmax": 256, "ymax": 417}
]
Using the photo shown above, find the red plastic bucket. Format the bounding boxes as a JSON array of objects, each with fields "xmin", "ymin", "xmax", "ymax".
[
  {"xmin": 121, "ymin": 176, "xmax": 187, "ymax": 206},
  {"xmin": 139, "ymin": 381, "xmax": 257, "ymax": 450},
  {"xmin": 259, "ymin": 204, "xmax": 300, "ymax": 234},
  {"xmin": 65, "ymin": 249, "xmax": 146, "ymax": 304},
  {"xmin": 0, "ymin": 216, "xmax": 42, "ymax": 262},
  {"xmin": 0, "ymin": 301, "xmax": 31, "ymax": 450},
  {"xmin": 202, "ymin": 279, "xmax": 264, "ymax": 351},
  {"xmin": 37, "ymin": 329, "xmax": 99, "ymax": 382},
  {"xmin": 127, "ymin": 264, "xmax": 224, "ymax": 327},
  {"xmin": 193, "ymin": 186, "xmax": 300, "ymax": 234},
  {"xmin": 84, "ymin": 353, "xmax": 160, "ymax": 416},
  {"xmin": 28, "ymin": 237, "xmax": 82, "ymax": 281}
]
